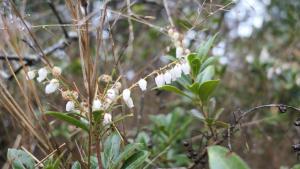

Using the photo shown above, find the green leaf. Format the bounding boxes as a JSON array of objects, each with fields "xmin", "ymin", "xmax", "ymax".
[
  {"xmin": 71, "ymin": 161, "xmax": 81, "ymax": 169},
  {"xmin": 187, "ymin": 82, "xmax": 200, "ymax": 94},
  {"xmin": 197, "ymin": 33, "xmax": 218, "ymax": 60},
  {"xmin": 121, "ymin": 151, "xmax": 149, "ymax": 169},
  {"xmin": 7, "ymin": 149, "xmax": 35, "ymax": 169},
  {"xmin": 187, "ymin": 53, "xmax": 201, "ymax": 78},
  {"xmin": 198, "ymin": 80, "xmax": 219, "ymax": 102},
  {"xmin": 46, "ymin": 111, "xmax": 89, "ymax": 132},
  {"xmin": 156, "ymin": 85, "xmax": 191, "ymax": 98},
  {"xmin": 103, "ymin": 133, "xmax": 121, "ymax": 169},
  {"xmin": 112, "ymin": 143, "xmax": 144, "ymax": 169},
  {"xmin": 208, "ymin": 146, "xmax": 250, "ymax": 169},
  {"xmin": 200, "ymin": 56, "xmax": 219, "ymax": 72},
  {"xmin": 196, "ymin": 65, "xmax": 215, "ymax": 83}
]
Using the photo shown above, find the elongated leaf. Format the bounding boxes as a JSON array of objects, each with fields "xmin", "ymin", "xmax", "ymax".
[
  {"xmin": 200, "ymin": 56, "xmax": 219, "ymax": 72},
  {"xmin": 7, "ymin": 149, "xmax": 35, "ymax": 169},
  {"xmin": 198, "ymin": 80, "xmax": 219, "ymax": 102},
  {"xmin": 46, "ymin": 111, "xmax": 89, "ymax": 132},
  {"xmin": 103, "ymin": 133, "xmax": 121, "ymax": 169},
  {"xmin": 196, "ymin": 65, "xmax": 215, "ymax": 83},
  {"xmin": 208, "ymin": 146, "xmax": 250, "ymax": 169},
  {"xmin": 187, "ymin": 53, "xmax": 201, "ymax": 78},
  {"xmin": 156, "ymin": 85, "xmax": 191, "ymax": 98},
  {"xmin": 121, "ymin": 151, "xmax": 149, "ymax": 169},
  {"xmin": 112, "ymin": 143, "xmax": 144, "ymax": 169},
  {"xmin": 197, "ymin": 33, "xmax": 218, "ymax": 60}
]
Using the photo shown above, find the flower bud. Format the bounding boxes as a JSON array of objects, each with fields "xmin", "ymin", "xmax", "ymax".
[
  {"xmin": 52, "ymin": 66, "xmax": 62, "ymax": 76},
  {"xmin": 27, "ymin": 70, "xmax": 36, "ymax": 80},
  {"xmin": 98, "ymin": 74, "xmax": 112, "ymax": 83}
]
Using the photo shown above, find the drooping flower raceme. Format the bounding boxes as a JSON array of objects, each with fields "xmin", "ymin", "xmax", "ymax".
[
  {"xmin": 66, "ymin": 100, "xmax": 75, "ymax": 112},
  {"xmin": 92, "ymin": 99, "xmax": 102, "ymax": 111},
  {"xmin": 45, "ymin": 79, "xmax": 60, "ymax": 94},
  {"xmin": 138, "ymin": 79, "xmax": 147, "ymax": 91},
  {"xmin": 155, "ymin": 74, "xmax": 165, "ymax": 87},
  {"xmin": 103, "ymin": 113, "xmax": 112, "ymax": 125},
  {"xmin": 27, "ymin": 70, "xmax": 36, "ymax": 80},
  {"xmin": 37, "ymin": 67, "xmax": 48, "ymax": 82}
]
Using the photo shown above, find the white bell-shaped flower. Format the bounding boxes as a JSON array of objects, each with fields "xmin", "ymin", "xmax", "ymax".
[
  {"xmin": 125, "ymin": 97, "xmax": 134, "ymax": 108},
  {"xmin": 155, "ymin": 74, "xmax": 165, "ymax": 87},
  {"xmin": 163, "ymin": 71, "xmax": 172, "ymax": 84},
  {"xmin": 174, "ymin": 64, "xmax": 182, "ymax": 78},
  {"xmin": 138, "ymin": 79, "xmax": 147, "ymax": 91},
  {"xmin": 122, "ymin": 89, "xmax": 131, "ymax": 101},
  {"xmin": 103, "ymin": 113, "xmax": 112, "ymax": 125},
  {"xmin": 106, "ymin": 89, "xmax": 116, "ymax": 100},
  {"xmin": 66, "ymin": 101, "xmax": 75, "ymax": 112},
  {"xmin": 37, "ymin": 67, "xmax": 48, "ymax": 82},
  {"xmin": 181, "ymin": 62, "xmax": 190, "ymax": 75},
  {"xmin": 92, "ymin": 99, "xmax": 102, "ymax": 111},
  {"xmin": 176, "ymin": 47, "xmax": 184, "ymax": 58},
  {"xmin": 27, "ymin": 70, "xmax": 36, "ymax": 80},
  {"xmin": 45, "ymin": 79, "xmax": 59, "ymax": 94},
  {"xmin": 170, "ymin": 68, "xmax": 177, "ymax": 81}
]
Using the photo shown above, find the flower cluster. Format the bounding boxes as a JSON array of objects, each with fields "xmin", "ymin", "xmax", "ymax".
[
  {"xmin": 154, "ymin": 60, "xmax": 190, "ymax": 87},
  {"xmin": 27, "ymin": 66, "xmax": 62, "ymax": 94},
  {"xmin": 168, "ymin": 28, "xmax": 190, "ymax": 59}
]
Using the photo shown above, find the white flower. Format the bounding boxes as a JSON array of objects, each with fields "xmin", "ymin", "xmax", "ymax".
[
  {"xmin": 176, "ymin": 47, "xmax": 184, "ymax": 58},
  {"xmin": 138, "ymin": 79, "xmax": 147, "ymax": 91},
  {"xmin": 106, "ymin": 89, "xmax": 116, "ymax": 100},
  {"xmin": 122, "ymin": 89, "xmax": 131, "ymax": 101},
  {"xmin": 103, "ymin": 113, "xmax": 112, "ymax": 125},
  {"xmin": 66, "ymin": 101, "xmax": 75, "ymax": 112},
  {"xmin": 27, "ymin": 70, "xmax": 36, "ymax": 80},
  {"xmin": 174, "ymin": 64, "xmax": 182, "ymax": 78},
  {"xmin": 52, "ymin": 66, "xmax": 62, "ymax": 76},
  {"xmin": 37, "ymin": 67, "xmax": 48, "ymax": 82},
  {"xmin": 163, "ymin": 71, "xmax": 172, "ymax": 84},
  {"xmin": 170, "ymin": 68, "xmax": 177, "ymax": 81},
  {"xmin": 155, "ymin": 74, "xmax": 165, "ymax": 87},
  {"xmin": 125, "ymin": 97, "xmax": 134, "ymax": 108},
  {"xmin": 92, "ymin": 99, "xmax": 102, "ymax": 111},
  {"xmin": 45, "ymin": 79, "xmax": 59, "ymax": 94},
  {"xmin": 181, "ymin": 62, "xmax": 190, "ymax": 75}
]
